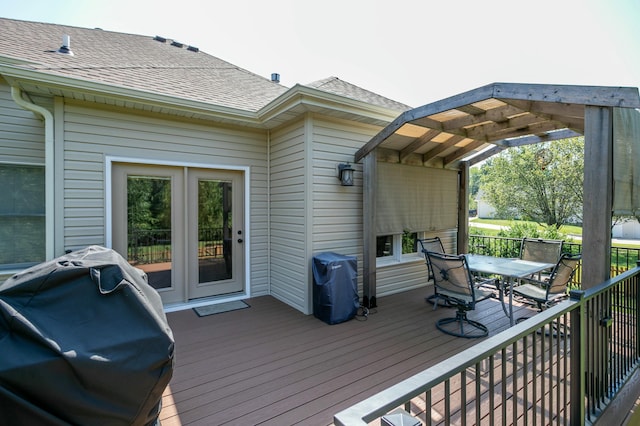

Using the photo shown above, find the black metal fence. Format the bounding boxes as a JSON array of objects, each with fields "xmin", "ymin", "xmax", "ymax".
[
  {"xmin": 469, "ymin": 234, "xmax": 640, "ymax": 287},
  {"xmin": 128, "ymin": 227, "xmax": 226, "ymax": 265}
]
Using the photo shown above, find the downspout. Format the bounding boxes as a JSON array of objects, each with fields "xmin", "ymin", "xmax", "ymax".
[
  {"xmin": 267, "ymin": 129, "xmax": 271, "ymax": 295},
  {"xmin": 11, "ymin": 86, "xmax": 55, "ymax": 260}
]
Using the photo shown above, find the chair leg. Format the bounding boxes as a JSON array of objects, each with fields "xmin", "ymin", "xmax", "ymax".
[
  {"xmin": 426, "ymin": 293, "xmax": 452, "ymax": 310},
  {"xmin": 436, "ymin": 309, "xmax": 488, "ymax": 338}
]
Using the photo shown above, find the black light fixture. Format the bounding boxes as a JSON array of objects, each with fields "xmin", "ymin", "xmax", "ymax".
[{"xmin": 337, "ymin": 163, "xmax": 354, "ymax": 186}]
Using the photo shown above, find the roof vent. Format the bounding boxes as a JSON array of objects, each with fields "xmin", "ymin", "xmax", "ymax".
[
  {"xmin": 171, "ymin": 41, "xmax": 184, "ymax": 48},
  {"xmin": 187, "ymin": 45, "xmax": 199, "ymax": 53},
  {"xmin": 154, "ymin": 35, "xmax": 167, "ymax": 43},
  {"xmin": 271, "ymin": 73, "xmax": 280, "ymax": 83},
  {"xmin": 57, "ymin": 35, "xmax": 74, "ymax": 56}
]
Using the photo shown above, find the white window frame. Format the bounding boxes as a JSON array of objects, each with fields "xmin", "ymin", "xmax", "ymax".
[{"xmin": 376, "ymin": 231, "xmax": 424, "ymax": 267}]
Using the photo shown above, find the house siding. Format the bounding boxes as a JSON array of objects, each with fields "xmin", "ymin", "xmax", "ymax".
[
  {"xmin": 0, "ymin": 81, "xmax": 47, "ymax": 282},
  {"xmin": 269, "ymin": 119, "xmax": 308, "ymax": 312},
  {"xmin": 59, "ymin": 100, "xmax": 270, "ymax": 295},
  {"xmin": 310, "ymin": 117, "xmax": 377, "ymax": 295},
  {"xmin": 0, "ymin": 80, "xmax": 45, "ymax": 164}
]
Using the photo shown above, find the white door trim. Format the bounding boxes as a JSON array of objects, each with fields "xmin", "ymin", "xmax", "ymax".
[{"xmin": 105, "ymin": 155, "xmax": 251, "ymax": 304}]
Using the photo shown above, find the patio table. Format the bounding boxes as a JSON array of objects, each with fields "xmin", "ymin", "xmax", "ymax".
[{"xmin": 465, "ymin": 254, "xmax": 556, "ymax": 326}]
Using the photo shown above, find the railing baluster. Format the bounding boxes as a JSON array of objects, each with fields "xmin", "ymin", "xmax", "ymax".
[
  {"xmin": 501, "ymin": 347, "xmax": 507, "ymax": 426},
  {"xmin": 489, "ymin": 354, "xmax": 495, "ymax": 426},
  {"xmin": 475, "ymin": 362, "xmax": 481, "ymax": 426},
  {"xmin": 512, "ymin": 341, "xmax": 517, "ymax": 426},
  {"xmin": 533, "ymin": 329, "xmax": 538, "ymax": 425},
  {"xmin": 445, "ymin": 379, "xmax": 451, "ymax": 426},
  {"xmin": 523, "ymin": 335, "xmax": 529, "ymax": 426},
  {"xmin": 460, "ymin": 370, "xmax": 466, "ymax": 425},
  {"xmin": 425, "ymin": 390, "xmax": 432, "ymax": 426}
]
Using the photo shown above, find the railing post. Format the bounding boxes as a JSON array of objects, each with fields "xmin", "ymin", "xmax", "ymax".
[
  {"xmin": 636, "ymin": 261, "xmax": 640, "ymax": 359},
  {"xmin": 569, "ymin": 289, "xmax": 586, "ymax": 425}
]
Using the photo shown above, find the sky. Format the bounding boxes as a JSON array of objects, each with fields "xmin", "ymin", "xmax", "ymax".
[{"xmin": 2, "ymin": 0, "xmax": 639, "ymax": 107}]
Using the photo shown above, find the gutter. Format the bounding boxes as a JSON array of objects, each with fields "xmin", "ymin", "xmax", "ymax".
[{"xmin": 11, "ymin": 86, "xmax": 55, "ymax": 260}]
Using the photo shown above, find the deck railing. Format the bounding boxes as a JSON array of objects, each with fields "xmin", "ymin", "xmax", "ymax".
[
  {"xmin": 334, "ymin": 264, "xmax": 640, "ymax": 425},
  {"xmin": 127, "ymin": 227, "xmax": 226, "ymax": 265},
  {"xmin": 469, "ymin": 234, "xmax": 640, "ymax": 287}
]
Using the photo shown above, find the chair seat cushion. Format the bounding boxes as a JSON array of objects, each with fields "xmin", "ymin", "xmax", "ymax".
[
  {"xmin": 438, "ymin": 287, "xmax": 493, "ymax": 304},
  {"xmin": 513, "ymin": 284, "xmax": 547, "ymax": 303}
]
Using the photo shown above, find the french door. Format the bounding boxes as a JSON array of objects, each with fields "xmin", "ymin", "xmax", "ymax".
[{"xmin": 112, "ymin": 163, "xmax": 244, "ymax": 304}]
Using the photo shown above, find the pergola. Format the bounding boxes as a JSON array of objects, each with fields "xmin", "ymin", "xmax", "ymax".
[{"xmin": 356, "ymin": 82, "xmax": 640, "ymax": 308}]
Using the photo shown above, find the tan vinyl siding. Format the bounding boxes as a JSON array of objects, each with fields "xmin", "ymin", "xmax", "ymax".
[
  {"xmin": 311, "ymin": 117, "xmax": 380, "ymax": 296},
  {"xmin": 269, "ymin": 119, "xmax": 308, "ymax": 312},
  {"xmin": 0, "ymin": 80, "xmax": 45, "ymax": 164},
  {"xmin": 60, "ymin": 100, "xmax": 270, "ymax": 295},
  {"xmin": 376, "ymin": 260, "xmax": 427, "ymax": 296}
]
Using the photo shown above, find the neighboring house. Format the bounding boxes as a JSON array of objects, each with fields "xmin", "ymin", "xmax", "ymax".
[
  {"xmin": 0, "ymin": 17, "xmax": 424, "ymax": 314},
  {"xmin": 613, "ymin": 219, "xmax": 640, "ymax": 239},
  {"xmin": 475, "ymin": 189, "xmax": 496, "ymax": 219},
  {"xmin": 478, "ymin": 190, "xmax": 640, "ymax": 238}
]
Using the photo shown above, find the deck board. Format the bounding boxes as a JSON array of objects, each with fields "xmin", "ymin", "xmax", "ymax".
[{"xmin": 159, "ymin": 287, "xmax": 536, "ymax": 425}]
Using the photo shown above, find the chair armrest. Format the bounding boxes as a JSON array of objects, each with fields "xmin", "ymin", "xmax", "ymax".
[
  {"xmin": 518, "ymin": 276, "xmax": 548, "ymax": 288},
  {"xmin": 473, "ymin": 277, "xmax": 499, "ymax": 290}
]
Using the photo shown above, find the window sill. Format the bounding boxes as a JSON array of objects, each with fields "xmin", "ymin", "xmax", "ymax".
[{"xmin": 376, "ymin": 254, "xmax": 423, "ymax": 269}]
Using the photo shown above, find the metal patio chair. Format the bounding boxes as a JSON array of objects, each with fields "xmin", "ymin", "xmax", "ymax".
[
  {"xmin": 513, "ymin": 253, "xmax": 581, "ymax": 322},
  {"xmin": 418, "ymin": 237, "xmax": 448, "ymax": 308},
  {"xmin": 519, "ymin": 237, "xmax": 564, "ymax": 281},
  {"xmin": 426, "ymin": 251, "xmax": 495, "ymax": 338}
]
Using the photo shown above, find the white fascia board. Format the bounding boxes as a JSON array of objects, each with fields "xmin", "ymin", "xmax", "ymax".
[
  {"xmin": 0, "ymin": 64, "xmax": 262, "ymax": 125},
  {"xmin": 258, "ymin": 84, "xmax": 403, "ymax": 125}
]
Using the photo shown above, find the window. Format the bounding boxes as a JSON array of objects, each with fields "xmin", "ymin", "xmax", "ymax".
[
  {"xmin": 0, "ymin": 164, "xmax": 45, "ymax": 269},
  {"xmin": 377, "ymin": 231, "xmax": 420, "ymax": 261},
  {"xmin": 376, "ymin": 235, "xmax": 393, "ymax": 257},
  {"xmin": 402, "ymin": 231, "xmax": 418, "ymax": 254}
]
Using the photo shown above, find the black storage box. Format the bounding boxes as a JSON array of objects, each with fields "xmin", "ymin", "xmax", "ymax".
[
  {"xmin": 312, "ymin": 252, "xmax": 359, "ymax": 325},
  {"xmin": 0, "ymin": 246, "xmax": 174, "ymax": 426}
]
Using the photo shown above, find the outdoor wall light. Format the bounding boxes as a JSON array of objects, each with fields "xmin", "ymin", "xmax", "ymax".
[{"xmin": 337, "ymin": 163, "xmax": 354, "ymax": 186}]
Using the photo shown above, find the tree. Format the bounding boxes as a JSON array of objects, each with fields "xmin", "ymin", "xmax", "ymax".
[
  {"xmin": 469, "ymin": 166, "xmax": 485, "ymax": 210},
  {"xmin": 479, "ymin": 137, "xmax": 584, "ymax": 228}
]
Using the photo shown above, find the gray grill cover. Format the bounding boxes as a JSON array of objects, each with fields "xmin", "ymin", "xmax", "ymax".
[{"xmin": 0, "ymin": 246, "xmax": 174, "ymax": 425}]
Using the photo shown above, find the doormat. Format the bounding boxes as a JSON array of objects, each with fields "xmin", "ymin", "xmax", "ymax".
[{"xmin": 193, "ymin": 300, "xmax": 250, "ymax": 317}]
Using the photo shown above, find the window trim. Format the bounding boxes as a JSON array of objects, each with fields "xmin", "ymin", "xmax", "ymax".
[{"xmin": 376, "ymin": 232, "xmax": 424, "ymax": 267}]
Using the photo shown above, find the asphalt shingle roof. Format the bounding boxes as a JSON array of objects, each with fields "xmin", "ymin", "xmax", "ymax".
[
  {"xmin": 307, "ymin": 77, "xmax": 411, "ymax": 111},
  {"xmin": 0, "ymin": 18, "xmax": 288, "ymax": 111},
  {"xmin": 0, "ymin": 18, "xmax": 409, "ymax": 113}
]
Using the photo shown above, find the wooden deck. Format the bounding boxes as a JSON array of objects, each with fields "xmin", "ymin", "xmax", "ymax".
[{"xmin": 158, "ymin": 287, "xmax": 536, "ymax": 425}]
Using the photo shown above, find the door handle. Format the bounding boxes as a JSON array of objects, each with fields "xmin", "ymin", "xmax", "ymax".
[{"xmin": 237, "ymin": 238, "xmax": 243, "ymax": 243}]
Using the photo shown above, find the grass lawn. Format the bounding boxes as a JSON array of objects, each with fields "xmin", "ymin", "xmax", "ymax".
[
  {"xmin": 470, "ymin": 218, "xmax": 640, "ymax": 248},
  {"xmin": 471, "ymin": 218, "xmax": 582, "ymax": 235}
]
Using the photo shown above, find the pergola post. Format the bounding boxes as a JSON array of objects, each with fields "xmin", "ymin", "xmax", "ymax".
[
  {"xmin": 457, "ymin": 161, "xmax": 469, "ymax": 254},
  {"xmin": 582, "ymin": 106, "xmax": 613, "ymax": 288},
  {"xmin": 362, "ymin": 151, "xmax": 377, "ymax": 308}
]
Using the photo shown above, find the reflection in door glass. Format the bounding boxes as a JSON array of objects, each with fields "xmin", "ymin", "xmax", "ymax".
[
  {"xmin": 198, "ymin": 179, "xmax": 232, "ymax": 283},
  {"xmin": 126, "ymin": 175, "xmax": 172, "ymax": 289}
]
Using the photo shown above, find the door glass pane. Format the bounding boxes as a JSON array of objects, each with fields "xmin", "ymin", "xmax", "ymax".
[
  {"xmin": 127, "ymin": 175, "xmax": 172, "ymax": 289},
  {"xmin": 198, "ymin": 179, "xmax": 232, "ymax": 283}
]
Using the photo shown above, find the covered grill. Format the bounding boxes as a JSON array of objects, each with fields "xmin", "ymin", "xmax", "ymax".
[{"xmin": 0, "ymin": 246, "xmax": 174, "ymax": 425}]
